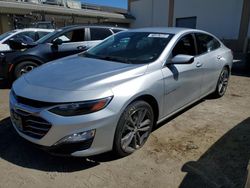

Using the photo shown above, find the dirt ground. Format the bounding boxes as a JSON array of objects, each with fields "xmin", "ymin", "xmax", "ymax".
[{"xmin": 0, "ymin": 75, "xmax": 249, "ymax": 188}]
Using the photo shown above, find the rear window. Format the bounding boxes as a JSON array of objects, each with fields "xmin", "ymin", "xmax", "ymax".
[
  {"xmin": 90, "ymin": 28, "xmax": 113, "ymax": 40},
  {"xmin": 195, "ymin": 33, "xmax": 221, "ymax": 55}
]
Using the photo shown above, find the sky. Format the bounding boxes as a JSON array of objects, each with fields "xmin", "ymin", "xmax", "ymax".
[{"xmin": 81, "ymin": 0, "xmax": 128, "ymax": 9}]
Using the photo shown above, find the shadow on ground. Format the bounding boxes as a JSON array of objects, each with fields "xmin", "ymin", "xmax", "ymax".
[
  {"xmin": 179, "ymin": 117, "xmax": 250, "ymax": 188},
  {"xmin": 0, "ymin": 99, "xmax": 205, "ymax": 172},
  {"xmin": 0, "ymin": 117, "xmax": 122, "ymax": 172}
]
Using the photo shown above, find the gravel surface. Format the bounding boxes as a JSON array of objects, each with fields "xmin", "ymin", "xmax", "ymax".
[{"xmin": 0, "ymin": 75, "xmax": 249, "ymax": 188}]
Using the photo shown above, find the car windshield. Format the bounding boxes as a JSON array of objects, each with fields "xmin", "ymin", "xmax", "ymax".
[
  {"xmin": 36, "ymin": 29, "xmax": 62, "ymax": 43},
  {"xmin": 0, "ymin": 30, "xmax": 17, "ymax": 41},
  {"xmin": 82, "ymin": 32, "xmax": 174, "ymax": 64}
]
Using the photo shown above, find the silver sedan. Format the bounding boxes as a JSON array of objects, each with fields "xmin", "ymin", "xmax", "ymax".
[{"xmin": 10, "ymin": 28, "xmax": 233, "ymax": 157}]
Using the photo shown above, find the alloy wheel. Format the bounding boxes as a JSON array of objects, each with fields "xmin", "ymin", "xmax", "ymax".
[
  {"xmin": 120, "ymin": 107, "xmax": 152, "ymax": 153},
  {"xmin": 20, "ymin": 65, "xmax": 36, "ymax": 75},
  {"xmin": 218, "ymin": 68, "xmax": 229, "ymax": 96}
]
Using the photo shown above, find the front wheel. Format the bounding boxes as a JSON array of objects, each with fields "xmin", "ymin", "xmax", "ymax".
[
  {"xmin": 212, "ymin": 67, "xmax": 230, "ymax": 98},
  {"xmin": 113, "ymin": 101, "xmax": 154, "ymax": 157},
  {"xmin": 14, "ymin": 61, "xmax": 38, "ymax": 80}
]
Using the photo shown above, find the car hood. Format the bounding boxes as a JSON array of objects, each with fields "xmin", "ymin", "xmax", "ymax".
[{"xmin": 24, "ymin": 54, "xmax": 148, "ymax": 91}]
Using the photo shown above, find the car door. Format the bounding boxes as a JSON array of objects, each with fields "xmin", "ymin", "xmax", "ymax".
[
  {"xmin": 195, "ymin": 33, "xmax": 222, "ymax": 95},
  {"xmin": 86, "ymin": 28, "xmax": 113, "ymax": 48},
  {"xmin": 50, "ymin": 28, "xmax": 88, "ymax": 59},
  {"xmin": 162, "ymin": 33, "xmax": 203, "ymax": 115}
]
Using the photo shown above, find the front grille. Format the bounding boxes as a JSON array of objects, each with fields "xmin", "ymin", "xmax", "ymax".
[{"xmin": 13, "ymin": 110, "xmax": 52, "ymax": 139}]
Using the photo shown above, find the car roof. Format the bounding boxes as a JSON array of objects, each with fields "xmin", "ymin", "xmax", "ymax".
[
  {"xmin": 58, "ymin": 25, "xmax": 127, "ymax": 31},
  {"xmin": 14, "ymin": 28, "xmax": 54, "ymax": 32},
  {"xmin": 128, "ymin": 27, "xmax": 205, "ymax": 35}
]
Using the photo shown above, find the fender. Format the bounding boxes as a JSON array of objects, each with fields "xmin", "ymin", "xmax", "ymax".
[{"xmin": 6, "ymin": 55, "xmax": 45, "ymax": 80}]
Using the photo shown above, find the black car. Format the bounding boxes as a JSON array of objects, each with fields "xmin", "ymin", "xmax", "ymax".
[{"xmin": 0, "ymin": 25, "xmax": 126, "ymax": 81}]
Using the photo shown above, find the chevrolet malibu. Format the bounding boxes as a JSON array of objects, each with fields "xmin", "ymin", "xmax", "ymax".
[{"xmin": 10, "ymin": 28, "xmax": 233, "ymax": 157}]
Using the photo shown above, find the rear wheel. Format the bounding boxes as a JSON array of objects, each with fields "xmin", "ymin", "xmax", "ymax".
[
  {"xmin": 14, "ymin": 61, "xmax": 38, "ymax": 79},
  {"xmin": 113, "ymin": 101, "xmax": 154, "ymax": 157},
  {"xmin": 212, "ymin": 67, "xmax": 230, "ymax": 98}
]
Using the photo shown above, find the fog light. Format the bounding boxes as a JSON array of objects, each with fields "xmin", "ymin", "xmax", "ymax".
[{"xmin": 54, "ymin": 129, "xmax": 95, "ymax": 146}]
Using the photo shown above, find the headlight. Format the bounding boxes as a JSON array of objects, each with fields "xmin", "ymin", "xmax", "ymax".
[{"xmin": 49, "ymin": 96, "xmax": 113, "ymax": 116}]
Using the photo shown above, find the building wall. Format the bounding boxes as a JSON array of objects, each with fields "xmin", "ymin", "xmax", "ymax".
[
  {"xmin": 130, "ymin": 0, "xmax": 244, "ymax": 40},
  {"xmin": 0, "ymin": 15, "xmax": 11, "ymax": 34},
  {"xmin": 130, "ymin": 0, "xmax": 169, "ymax": 28},
  {"xmin": 173, "ymin": 0, "xmax": 243, "ymax": 40}
]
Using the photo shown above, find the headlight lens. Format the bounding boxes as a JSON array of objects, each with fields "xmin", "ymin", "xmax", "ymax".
[{"xmin": 49, "ymin": 96, "xmax": 113, "ymax": 116}]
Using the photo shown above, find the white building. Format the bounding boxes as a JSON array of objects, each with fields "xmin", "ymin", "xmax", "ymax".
[{"xmin": 129, "ymin": 0, "xmax": 250, "ymax": 52}]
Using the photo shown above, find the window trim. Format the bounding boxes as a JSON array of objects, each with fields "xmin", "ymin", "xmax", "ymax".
[
  {"xmin": 163, "ymin": 31, "xmax": 222, "ymax": 68},
  {"xmin": 109, "ymin": 28, "xmax": 115, "ymax": 34},
  {"xmin": 194, "ymin": 32, "xmax": 222, "ymax": 57}
]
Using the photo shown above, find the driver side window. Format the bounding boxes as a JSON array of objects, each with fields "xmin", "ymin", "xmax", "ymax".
[
  {"xmin": 54, "ymin": 29, "xmax": 85, "ymax": 43},
  {"xmin": 172, "ymin": 34, "xmax": 196, "ymax": 57}
]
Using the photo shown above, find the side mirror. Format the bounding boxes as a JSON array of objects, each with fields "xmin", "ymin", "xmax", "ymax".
[
  {"xmin": 170, "ymin": 54, "xmax": 194, "ymax": 64},
  {"xmin": 52, "ymin": 38, "xmax": 63, "ymax": 46}
]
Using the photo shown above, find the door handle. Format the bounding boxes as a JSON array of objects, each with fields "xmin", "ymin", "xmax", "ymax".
[
  {"xmin": 217, "ymin": 55, "xmax": 222, "ymax": 60},
  {"xmin": 77, "ymin": 46, "xmax": 87, "ymax": 50},
  {"xmin": 196, "ymin": 62, "xmax": 203, "ymax": 67}
]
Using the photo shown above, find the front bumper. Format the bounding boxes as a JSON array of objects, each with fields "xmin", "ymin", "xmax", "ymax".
[
  {"xmin": 9, "ymin": 91, "xmax": 119, "ymax": 157},
  {"xmin": 35, "ymin": 138, "xmax": 94, "ymax": 156}
]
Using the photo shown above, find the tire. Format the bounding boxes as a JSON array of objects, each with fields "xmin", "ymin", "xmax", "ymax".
[
  {"xmin": 113, "ymin": 100, "xmax": 154, "ymax": 157},
  {"xmin": 212, "ymin": 66, "xmax": 230, "ymax": 98},
  {"xmin": 14, "ymin": 61, "xmax": 38, "ymax": 80}
]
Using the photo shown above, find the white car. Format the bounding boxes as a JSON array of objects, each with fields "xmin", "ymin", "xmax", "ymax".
[{"xmin": 0, "ymin": 28, "xmax": 54, "ymax": 52}]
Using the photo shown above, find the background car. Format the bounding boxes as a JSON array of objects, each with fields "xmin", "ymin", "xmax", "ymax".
[
  {"xmin": 0, "ymin": 28, "xmax": 54, "ymax": 52},
  {"xmin": 29, "ymin": 21, "xmax": 55, "ymax": 29},
  {"xmin": 10, "ymin": 28, "xmax": 233, "ymax": 157},
  {"xmin": 1, "ymin": 25, "xmax": 126, "ymax": 81}
]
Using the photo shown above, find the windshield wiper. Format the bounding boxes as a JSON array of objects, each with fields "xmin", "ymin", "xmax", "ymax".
[
  {"xmin": 99, "ymin": 55, "xmax": 133, "ymax": 64},
  {"xmin": 81, "ymin": 53, "xmax": 133, "ymax": 64},
  {"xmin": 81, "ymin": 52, "xmax": 101, "ymax": 59}
]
